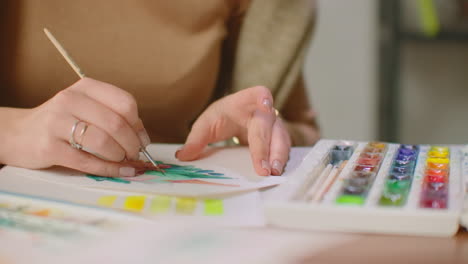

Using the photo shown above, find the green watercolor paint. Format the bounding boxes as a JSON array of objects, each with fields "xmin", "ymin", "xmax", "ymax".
[
  {"xmin": 379, "ymin": 193, "xmax": 405, "ymax": 206},
  {"xmin": 335, "ymin": 195, "xmax": 365, "ymax": 205},
  {"xmin": 87, "ymin": 162, "xmax": 230, "ymax": 185},
  {"xmin": 386, "ymin": 180, "xmax": 411, "ymax": 193},
  {"xmin": 87, "ymin": 175, "xmax": 131, "ymax": 184},
  {"xmin": 145, "ymin": 170, "xmax": 230, "ymax": 180}
]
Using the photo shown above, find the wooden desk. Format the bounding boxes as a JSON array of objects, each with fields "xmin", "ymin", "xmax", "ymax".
[{"xmin": 296, "ymin": 230, "xmax": 468, "ymax": 264}]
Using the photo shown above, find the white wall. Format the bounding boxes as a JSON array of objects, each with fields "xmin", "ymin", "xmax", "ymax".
[
  {"xmin": 304, "ymin": 0, "xmax": 378, "ymax": 141},
  {"xmin": 398, "ymin": 1, "xmax": 468, "ymax": 144}
]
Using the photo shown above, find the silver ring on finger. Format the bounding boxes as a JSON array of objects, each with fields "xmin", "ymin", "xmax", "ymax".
[{"xmin": 69, "ymin": 120, "xmax": 88, "ymax": 150}]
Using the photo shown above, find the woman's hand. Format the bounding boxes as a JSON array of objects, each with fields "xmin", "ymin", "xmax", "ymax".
[
  {"xmin": 176, "ymin": 86, "xmax": 291, "ymax": 176},
  {"xmin": 0, "ymin": 78, "xmax": 149, "ymax": 177}
]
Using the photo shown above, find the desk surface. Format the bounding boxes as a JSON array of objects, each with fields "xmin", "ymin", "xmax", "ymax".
[
  {"xmin": 296, "ymin": 230, "xmax": 468, "ymax": 264},
  {"xmin": 0, "ymin": 146, "xmax": 467, "ymax": 263}
]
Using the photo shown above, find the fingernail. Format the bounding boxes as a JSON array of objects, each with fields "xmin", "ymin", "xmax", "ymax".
[
  {"xmin": 261, "ymin": 160, "xmax": 271, "ymax": 175},
  {"xmin": 175, "ymin": 146, "xmax": 184, "ymax": 159},
  {"xmin": 138, "ymin": 129, "xmax": 151, "ymax": 147},
  {"xmin": 119, "ymin": 167, "xmax": 136, "ymax": 177},
  {"xmin": 271, "ymin": 160, "xmax": 283, "ymax": 176},
  {"xmin": 262, "ymin": 98, "xmax": 272, "ymax": 110}
]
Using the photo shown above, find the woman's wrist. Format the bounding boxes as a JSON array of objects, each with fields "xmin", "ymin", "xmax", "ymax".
[{"xmin": 0, "ymin": 107, "xmax": 31, "ymax": 165}]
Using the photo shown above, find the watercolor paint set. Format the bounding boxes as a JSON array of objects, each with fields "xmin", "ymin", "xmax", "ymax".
[{"xmin": 264, "ymin": 139, "xmax": 468, "ymax": 237}]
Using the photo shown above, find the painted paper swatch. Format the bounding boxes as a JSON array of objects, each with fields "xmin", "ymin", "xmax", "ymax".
[
  {"xmin": 97, "ymin": 196, "xmax": 117, "ymax": 207},
  {"xmin": 204, "ymin": 199, "xmax": 224, "ymax": 216},
  {"xmin": 123, "ymin": 196, "xmax": 146, "ymax": 212},
  {"xmin": 175, "ymin": 198, "xmax": 197, "ymax": 215},
  {"xmin": 150, "ymin": 196, "xmax": 171, "ymax": 214}
]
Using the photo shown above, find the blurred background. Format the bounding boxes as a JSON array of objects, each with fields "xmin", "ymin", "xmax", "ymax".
[{"xmin": 305, "ymin": 0, "xmax": 468, "ymax": 144}]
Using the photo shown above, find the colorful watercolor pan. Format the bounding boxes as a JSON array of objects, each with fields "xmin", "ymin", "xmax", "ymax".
[{"xmin": 264, "ymin": 139, "xmax": 468, "ymax": 237}]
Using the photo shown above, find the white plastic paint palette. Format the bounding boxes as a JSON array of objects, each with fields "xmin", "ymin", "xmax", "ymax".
[{"xmin": 264, "ymin": 139, "xmax": 468, "ymax": 237}]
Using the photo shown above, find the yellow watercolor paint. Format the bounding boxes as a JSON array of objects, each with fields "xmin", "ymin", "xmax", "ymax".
[
  {"xmin": 429, "ymin": 146, "xmax": 449, "ymax": 154},
  {"xmin": 368, "ymin": 142, "xmax": 386, "ymax": 149},
  {"xmin": 428, "ymin": 151, "xmax": 448, "ymax": 158},
  {"xmin": 150, "ymin": 195, "xmax": 172, "ymax": 214},
  {"xmin": 97, "ymin": 195, "xmax": 117, "ymax": 207},
  {"xmin": 124, "ymin": 196, "xmax": 146, "ymax": 212},
  {"xmin": 204, "ymin": 199, "xmax": 224, "ymax": 216},
  {"xmin": 175, "ymin": 198, "xmax": 197, "ymax": 215},
  {"xmin": 427, "ymin": 157, "xmax": 450, "ymax": 164}
]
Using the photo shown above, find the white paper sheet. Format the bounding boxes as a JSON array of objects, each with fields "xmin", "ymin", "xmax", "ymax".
[{"xmin": 0, "ymin": 169, "xmax": 265, "ymax": 227}]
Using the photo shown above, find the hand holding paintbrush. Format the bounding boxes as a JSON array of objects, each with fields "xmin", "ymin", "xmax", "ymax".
[{"xmin": 38, "ymin": 28, "xmax": 164, "ymax": 176}]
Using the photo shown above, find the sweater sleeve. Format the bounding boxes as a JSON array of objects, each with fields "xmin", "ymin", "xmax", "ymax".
[
  {"xmin": 281, "ymin": 73, "xmax": 321, "ymax": 146},
  {"xmin": 230, "ymin": 0, "xmax": 317, "ymax": 108}
]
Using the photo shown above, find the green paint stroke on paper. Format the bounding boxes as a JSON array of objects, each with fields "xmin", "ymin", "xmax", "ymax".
[
  {"xmin": 87, "ymin": 161, "xmax": 232, "ymax": 184},
  {"xmin": 87, "ymin": 175, "xmax": 131, "ymax": 184}
]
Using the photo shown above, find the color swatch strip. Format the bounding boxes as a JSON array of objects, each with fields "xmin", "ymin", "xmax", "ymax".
[{"xmin": 97, "ymin": 195, "xmax": 224, "ymax": 216}]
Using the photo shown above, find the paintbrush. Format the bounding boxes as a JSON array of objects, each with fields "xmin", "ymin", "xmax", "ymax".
[{"xmin": 43, "ymin": 28, "xmax": 165, "ymax": 175}]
